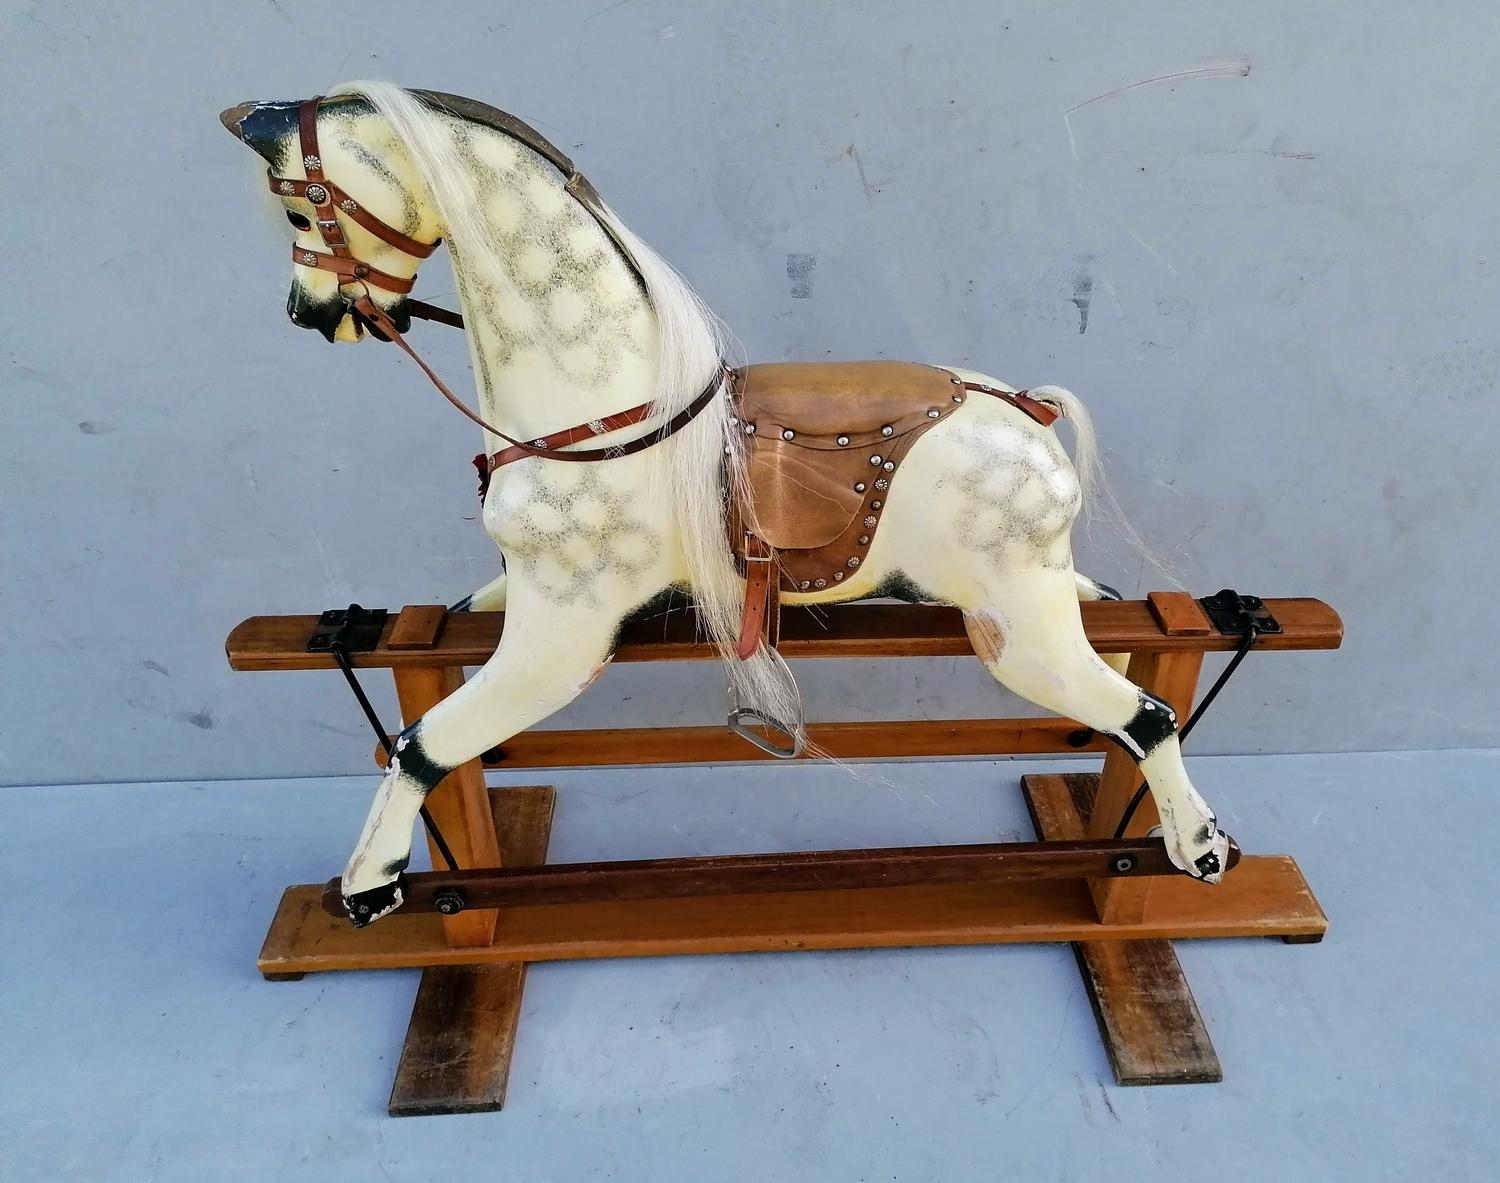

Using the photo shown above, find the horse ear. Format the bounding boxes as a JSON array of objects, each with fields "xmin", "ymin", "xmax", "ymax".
[{"xmin": 219, "ymin": 100, "xmax": 301, "ymax": 166}]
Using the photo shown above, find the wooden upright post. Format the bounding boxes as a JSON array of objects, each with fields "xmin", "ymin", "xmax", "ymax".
[{"xmin": 387, "ymin": 607, "xmax": 502, "ymax": 948}]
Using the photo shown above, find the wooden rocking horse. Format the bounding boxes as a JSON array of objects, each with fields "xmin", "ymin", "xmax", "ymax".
[{"xmin": 221, "ymin": 83, "xmax": 1339, "ymax": 1111}]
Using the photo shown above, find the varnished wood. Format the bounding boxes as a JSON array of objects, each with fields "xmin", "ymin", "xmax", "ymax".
[
  {"xmin": 320, "ymin": 834, "xmax": 1210, "ymax": 916},
  {"xmin": 225, "ymin": 597, "xmax": 1343, "ymax": 671},
  {"xmin": 386, "ymin": 604, "xmax": 448, "ymax": 650},
  {"xmin": 375, "ymin": 717, "xmax": 1108, "ymax": 770},
  {"xmin": 1024, "ymin": 772, "xmax": 1225, "ymax": 1085},
  {"xmin": 392, "ymin": 666, "xmax": 502, "ymax": 947},
  {"xmin": 257, "ymin": 852, "xmax": 1325, "ymax": 974},
  {"xmin": 387, "ymin": 785, "xmax": 555, "ymax": 1116},
  {"xmin": 1146, "ymin": 591, "xmax": 1212, "ymax": 637}
]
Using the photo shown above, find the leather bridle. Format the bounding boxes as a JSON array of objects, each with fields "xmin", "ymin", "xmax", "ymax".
[{"xmin": 265, "ymin": 96, "xmax": 729, "ymax": 474}]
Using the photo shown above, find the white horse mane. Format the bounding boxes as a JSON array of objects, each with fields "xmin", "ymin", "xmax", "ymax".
[{"xmin": 331, "ymin": 80, "xmax": 801, "ymax": 733}]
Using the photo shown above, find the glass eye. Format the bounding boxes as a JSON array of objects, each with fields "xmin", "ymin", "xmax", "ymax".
[{"xmin": 286, "ymin": 210, "xmax": 312, "ymax": 231}]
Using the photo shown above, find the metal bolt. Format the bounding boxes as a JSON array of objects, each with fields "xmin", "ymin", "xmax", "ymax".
[
  {"xmin": 1112, "ymin": 855, "xmax": 1136, "ymax": 874},
  {"xmin": 433, "ymin": 888, "xmax": 466, "ymax": 915}
]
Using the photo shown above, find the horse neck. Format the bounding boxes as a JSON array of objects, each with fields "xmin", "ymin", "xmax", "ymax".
[{"xmin": 440, "ymin": 130, "xmax": 660, "ymax": 446}]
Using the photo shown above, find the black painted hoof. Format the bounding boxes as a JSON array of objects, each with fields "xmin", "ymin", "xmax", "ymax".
[
  {"xmin": 342, "ymin": 876, "xmax": 405, "ymax": 928},
  {"xmin": 1194, "ymin": 848, "xmax": 1222, "ymax": 879}
]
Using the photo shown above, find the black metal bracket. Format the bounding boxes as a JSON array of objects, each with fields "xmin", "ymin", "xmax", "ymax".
[
  {"xmin": 306, "ymin": 604, "xmax": 388, "ymax": 654},
  {"xmin": 1199, "ymin": 589, "xmax": 1281, "ymax": 637}
]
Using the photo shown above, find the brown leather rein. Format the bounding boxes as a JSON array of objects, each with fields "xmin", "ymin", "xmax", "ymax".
[{"xmin": 266, "ymin": 96, "xmax": 729, "ymax": 476}]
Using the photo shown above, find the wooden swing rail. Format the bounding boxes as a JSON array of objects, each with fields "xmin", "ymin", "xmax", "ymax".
[{"xmin": 226, "ymin": 590, "xmax": 1341, "ymax": 1114}]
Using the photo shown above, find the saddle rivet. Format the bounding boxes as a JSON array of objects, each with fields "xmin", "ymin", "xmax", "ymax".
[
  {"xmin": 847, "ymin": 557, "xmax": 861, "ymax": 568},
  {"xmin": 837, "ymin": 435, "xmax": 850, "ymax": 446},
  {"xmin": 854, "ymin": 482, "xmax": 866, "ymax": 492},
  {"xmin": 858, "ymin": 535, "xmax": 870, "ymax": 545},
  {"xmin": 303, "ymin": 154, "xmax": 321, "ymax": 171},
  {"xmin": 745, "ymin": 423, "xmax": 756, "ymax": 435},
  {"xmin": 299, "ymin": 251, "xmax": 318, "ymax": 266},
  {"xmin": 881, "ymin": 425, "xmax": 893, "ymax": 437},
  {"xmin": 882, "ymin": 461, "xmax": 895, "ymax": 472},
  {"xmin": 927, "ymin": 409, "xmax": 940, "ymax": 418},
  {"xmin": 278, "ymin": 180, "xmax": 295, "ymax": 195},
  {"xmin": 874, "ymin": 479, "xmax": 888, "ymax": 490},
  {"xmin": 304, "ymin": 183, "xmax": 329, "ymax": 205},
  {"xmin": 869, "ymin": 455, "xmax": 883, "ymax": 466},
  {"xmin": 782, "ymin": 429, "xmax": 795, "ymax": 441},
  {"xmin": 814, "ymin": 579, "xmax": 826, "ymax": 588},
  {"xmin": 950, "ymin": 376, "xmax": 962, "ymax": 384},
  {"xmin": 340, "ymin": 198, "xmax": 358, "ymax": 212},
  {"xmin": 799, "ymin": 580, "xmax": 810, "ymax": 590},
  {"xmin": 871, "ymin": 500, "xmax": 882, "ymax": 509},
  {"xmin": 834, "ymin": 572, "xmax": 845, "ymax": 581},
  {"xmin": 953, "ymin": 394, "xmax": 964, "ymax": 402},
  {"xmin": 864, "ymin": 516, "xmax": 878, "ymax": 528}
]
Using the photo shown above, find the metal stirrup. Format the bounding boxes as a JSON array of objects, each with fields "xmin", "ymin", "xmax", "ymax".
[{"xmin": 727, "ymin": 646, "xmax": 806, "ymax": 759}]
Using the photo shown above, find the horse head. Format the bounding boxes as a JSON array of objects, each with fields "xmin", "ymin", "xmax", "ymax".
[{"xmin": 220, "ymin": 96, "xmax": 441, "ymax": 342}]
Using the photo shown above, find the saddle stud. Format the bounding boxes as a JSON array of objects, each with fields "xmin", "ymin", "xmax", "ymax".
[
  {"xmin": 854, "ymin": 482, "xmax": 866, "ymax": 492},
  {"xmin": 927, "ymin": 409, "xmax": 940, "ymax": 418},
  {"xmin": 869, "ymin": 455, "xmax": 883, "ymax": 466},
  {"xmin": 799, "ymin": 580, "xmax": 810, "ymax": 590},
  {"xmin": 881, "ymin": 425, "xmax": 893, "ymax": 437},
  {"xmin": 847, "ymin": 557, "xmax": 861, "ymax": 568},
  {"xmin": 837, "ymin": 435, "xmax": 850, "ymax": 446},
  {"xmin": 875, "ymin": 479, "xmax": 888, "ymax": 490},
  {"xmin": 864, "ymin": 516, "xmax": 877, "ymax": 528},
  {"xmin": 953, "ymin": 393, "xmax": 964, "ymax": 402},
  {"xmin": 882, "ymin": 461, "xmax": 895, "ymax": 472},
  {"xmin": 834, "ymin": 572, "xmax": 844, "ymax": 581},
  {"xmin": 814, "ymin": 579, "xmax": 826, "ymax": 588},
  {"xmin": 871, "ymin": 500, "xmax": 882, "ymax": 509},
  {"xmin": 305, "ymin": 183, "xmax": 329, "ymax": 205},
  {"xmin": 782, "ymin": 429, "xmax": 795, "ymax": 441},
  {"xmin": 744, "ymin": 423, "xmax": 756, "ymax": 435},
  {"xmin": 858, "ymin": 536, "xmax": 870, "ymax": 545}
]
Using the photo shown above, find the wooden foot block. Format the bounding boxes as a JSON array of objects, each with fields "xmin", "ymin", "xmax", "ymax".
[
  {"xmin": 389, "ymin": 963, "xmax": 525, "ymax": 1116},
  {"xmin": 1022, "ymin": 771, "xmax": 1324, "ymax": 1086}
]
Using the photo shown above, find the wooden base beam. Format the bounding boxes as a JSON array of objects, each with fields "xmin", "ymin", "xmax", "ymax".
[
  {"xmin": 258, "ymin": 779, "xmax": 1324, "ymax": 978},
  {"xmin": 384, "ymin": 784, "xmax": 554, "ymax": 1116}
]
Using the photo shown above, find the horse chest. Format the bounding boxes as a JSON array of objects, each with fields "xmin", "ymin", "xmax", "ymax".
[{"xmin": 483, "ymin": 462, "xmax": 669, "ymax": 606}]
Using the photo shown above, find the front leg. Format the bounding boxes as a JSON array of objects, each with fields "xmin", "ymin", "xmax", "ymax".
[{"xmin": 340, "ymin": 593, "xmax": 618, "ymax": 924}]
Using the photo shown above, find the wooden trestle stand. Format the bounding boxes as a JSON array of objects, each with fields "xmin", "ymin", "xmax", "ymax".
[{"xmin": 226, "ymin": 591, "xmax": 1340, "ymax": 1114}]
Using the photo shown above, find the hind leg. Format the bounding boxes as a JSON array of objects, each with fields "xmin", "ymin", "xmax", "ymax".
[
  {"xmin": 1074, "ymin": 572, "xmax": 1129, "ymax": 677},
  {"xmin": 964, "ymin": 567, "xmax": 1229, "ymax": 881}
]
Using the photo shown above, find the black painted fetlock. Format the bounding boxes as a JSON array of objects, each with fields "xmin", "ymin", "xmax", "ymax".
[{"xmin": 342, "ymin": 875, "xmax": 406, "ymax": 928}]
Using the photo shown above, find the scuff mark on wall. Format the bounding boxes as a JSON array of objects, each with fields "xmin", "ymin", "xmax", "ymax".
[
  {"xmin": 1070, "ymin": 265, "xmax": 1094, "ymax": 335},
  {"xmin": 787, "ymin": 253, "xmax": 816, "ymax": 298}
]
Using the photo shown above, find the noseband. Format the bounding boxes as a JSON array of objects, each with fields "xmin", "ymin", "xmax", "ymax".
[{"xmin": 265, "ymin": 96, "xmax": 728, "ymax": 472}]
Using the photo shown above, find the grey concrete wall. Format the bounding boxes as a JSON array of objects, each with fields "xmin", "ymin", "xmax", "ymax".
[{"xmin": 2, "ymin": 2, "xmax": 1494, "ymax": 786}]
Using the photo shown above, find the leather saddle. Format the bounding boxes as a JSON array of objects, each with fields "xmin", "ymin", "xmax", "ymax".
[{"xmin": 727, "ymin": 361, "xmax": 1058, "ymax": 664}]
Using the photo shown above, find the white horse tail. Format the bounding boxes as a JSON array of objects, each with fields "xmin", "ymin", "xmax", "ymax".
[
  {"xmin": 1029, "ymin": 383, "xmax": 1179, "ymax": 586},
  {"xmin": 1027, "ymin": 384, "xmax": 1100, "ymax": 510}
]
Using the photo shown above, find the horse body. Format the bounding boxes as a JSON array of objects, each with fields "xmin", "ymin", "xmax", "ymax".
[{"xmin": 222, "ymin": 84, "xmax": 1229, "ymax": 925}]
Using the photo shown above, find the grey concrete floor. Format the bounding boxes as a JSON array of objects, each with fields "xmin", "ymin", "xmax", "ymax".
[{"xmin": 3, "ymin": 750, "xmax": 1497, "ymax": 1182}]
